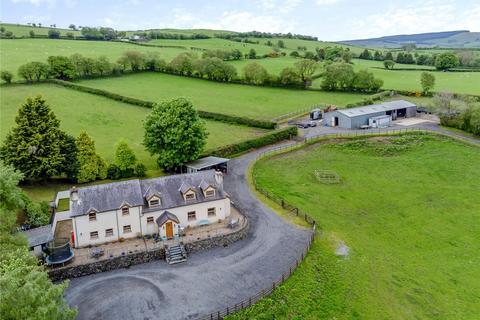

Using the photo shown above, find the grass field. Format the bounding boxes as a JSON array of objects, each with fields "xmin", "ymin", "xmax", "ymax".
[
  {"xmin": 0, "ymin": 38, "xmax": 189, "ymax": 75},
  {"xmin": 0, "ymin": 83, "xmax": 268, "ymax": 175},
  {"xmin": 77, "ymin": 72, "xmax": 367, "ymax": 119},
  {"xmin": 231, "ymin": 134, "xmax": 480, "ymax": 319},
  {"xmin": 229, "ymin": 56, "xmax": 299, "ymax": 75},
  {"xmin": 0, "ymin": 23, "xmax": 82, "ymax": 37},
  {"xmin": 312, "ymin": 59, "xmax": 480, "ymax": 95}
]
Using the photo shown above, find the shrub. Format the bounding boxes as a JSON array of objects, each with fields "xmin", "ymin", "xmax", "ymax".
[
  {"xmin": 107, "ymin": 163, "xmax": 122, "ymax": 180},
  {"xmin": 134, "ymin": 163, "xmax": 147, "ymax": 177},
  {"xmin": 1, "ymin": 70, "xmax": 13, "ymax": 84}
]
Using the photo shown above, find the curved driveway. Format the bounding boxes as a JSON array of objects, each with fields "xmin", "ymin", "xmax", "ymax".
[{"xmin": 65, "ymin": 145, "xmax": 312, "ymax": 320}]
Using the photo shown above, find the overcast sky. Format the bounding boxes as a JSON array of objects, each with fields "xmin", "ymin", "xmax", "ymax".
[{"xmin": 1, "ymin": 0, "xmax": 479, "ymax": 41}]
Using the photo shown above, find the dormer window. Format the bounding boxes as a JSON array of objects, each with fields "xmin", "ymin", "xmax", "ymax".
[
  {"xmin": 89, "ymin": 211, "xmax": 97, "ymax": 221},
  {"xmin": 149, "ymin": 198, "xmax": 160, "ymax": 207},
  {"xmin": 185, "ymin": 191, "xmax": 196, "ymax": 200},
  {"xmin": 205, "ymin": 188, "xmax": 215, "ymax": 198},
  {"xmin": 121, "ymin": 207, "xmax": 130, "ymax": 215}
]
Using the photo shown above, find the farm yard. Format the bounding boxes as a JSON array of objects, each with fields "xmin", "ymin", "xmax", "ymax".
[
  {"xmin": 77, "ymin": 72, "xmax": 367, "ymax": 119},
  {"xmin": 0, "ymin": 84, "xmax": 268, "ymax": 179},
  {"xmin": 232, "ymin": 133, "xmax": 480, "ymax": 319}
]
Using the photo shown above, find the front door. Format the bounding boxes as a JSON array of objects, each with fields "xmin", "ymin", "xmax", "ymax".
[{"xmin": 166, "ymin": 221, "xmax": 173, "ymax": 239}]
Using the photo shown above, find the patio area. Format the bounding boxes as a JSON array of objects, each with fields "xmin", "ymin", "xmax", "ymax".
[{"xmin": 49, "ymin": 207, "xmax": 246, "ymax": 269}]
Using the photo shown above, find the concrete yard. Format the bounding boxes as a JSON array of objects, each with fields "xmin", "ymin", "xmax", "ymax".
[{"xmin": 64, "ymin": 147, "xmax": 312, "ymax": 320}]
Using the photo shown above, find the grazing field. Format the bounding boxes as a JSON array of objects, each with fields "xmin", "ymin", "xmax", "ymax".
[
  {"xmin": 0, "ymin": 83, "xmax": 268, "ymax": 175},
  {"xmin": 0, "ymin": 38, "xmax": 189, "ymax": 74},
  {"xmin": 232, "ymin": 134, "xmax": 480, "ymax": 319},
  {"xmin": 77, "ymin": 72, "xmax": 367, "ymax": 119},
  {"xmin": 0, "ymin": 23, "xmax": 82, "ymax": 37},
  {"xmin": 313, "ymin": 59, "xmax": 480, "ymax": 95},
  {"xmin": 229, "ymin": 56, "xmax": 299, "ymax": 75}
]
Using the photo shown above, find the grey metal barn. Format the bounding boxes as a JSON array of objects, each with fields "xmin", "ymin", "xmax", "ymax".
[{"xmin": 323, "ymin": 100, "xmax": 417, "ymax": 129}]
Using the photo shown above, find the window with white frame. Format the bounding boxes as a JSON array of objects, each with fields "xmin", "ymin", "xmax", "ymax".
[
  {"xmin": 105, "ymin": 228, "xmax": 114, "ymax": 237},
  {"xmin": 123, "ymin": 225, "xmax": 132, "ymax": 233},
  {"xmin": 205, "ymin": 189, "xmax": 215, "ymax": 197},
  {"xmin": 185, "ymin": 191, "xmax": 196, "ymax": 200},
  {"xmin": 88, "ymin": 212, "xmax": 97, "ymax": 221},
  {"xmin": 90, "ymin": 231, "xmax": 99, "ymax": 239},
  {"xmin": 147, "ymin": 216, "xmax": 154, "ymax": 224},
  {"xmin": 187, "ymin": 211, "xmax": 196, "ymax": 221},
  {"xmin": 207, "ymin": 207, "xmax": 216, "ymax": 217},
  {"xmin": 121, "ymin": 207, "xmax": 130, "ymax": 215},
  {"xmin": 149, "ymin": 199, "xmax": 160, "ymax": 207}
]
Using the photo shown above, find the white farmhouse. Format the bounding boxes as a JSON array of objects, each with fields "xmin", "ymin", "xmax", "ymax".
[{"xmin": 53, "ymin": 170, "xmax": 231, "ymax": 248}]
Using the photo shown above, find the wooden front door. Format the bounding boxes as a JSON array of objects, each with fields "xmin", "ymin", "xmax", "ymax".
[{"xmin": 166, "ymin": 221, "xmax": 173, "ymax": 239}]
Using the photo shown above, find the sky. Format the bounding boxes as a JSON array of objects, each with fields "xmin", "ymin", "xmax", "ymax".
[{"xmin": 1, "ymin": 0, "xmax": 479, "ymax": 41}]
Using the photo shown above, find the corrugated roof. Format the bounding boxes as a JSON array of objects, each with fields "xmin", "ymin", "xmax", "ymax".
[
  {"xmin": 68, "ymin": 170, "xmax": 227, "ymax": 217},
  {"xmin": 185, "ymin": 156, "xmax": 229, "ymax": 170},
  {"xmin": 337, "ymin": 100, "xmax": 416, "ymax": 118}
]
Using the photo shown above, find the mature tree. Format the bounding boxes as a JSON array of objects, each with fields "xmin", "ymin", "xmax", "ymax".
[
  {"xmin": 47, "ymin": 56, "xmax": 76, "ymax": 80},
  {"xmin": 383, "ymin": 60, "xmax": 395, "ymax": 69},
  {"xmin": 0, "ymin": 71, "xmax": 13, "ymax": 84},
  {"xmin": 17, "ymin": 62, "xmax": 49, "ymax": 82},
  {"xmin": 420, "ymin": 72, "xmax": 435, "ymax": 95},
  {"xmin": 47, "ymin": 29, "xmax": 60, "ymax": 38},
  {"xmin": 277, "ymin": 40, "xmax": 285, "ymax": 48},
  {"xmin": 144, "ymin": 52, "xmax": 166, "ymax": 71},
  {"xmin": 294, "ymin": 59, "xmax": 317, "ymax": 86},
  {"xmin": 435, "ymin": 52, "xmax": 460, "ymax": 71},
  {"xmin": 352, "ymin": 69, "xmax": 383, "ymax": 92},
  {"xmin": 456, "ymin": 50, "xmax": 475, "ymax": 66},
  {"xmin": 59, "ymin": 133, "xmax": 79, "ymax": 181},
  {"xmin": 417, "ymin": 54, "xmax": 433, "ymax": 65},
  {"xmin": 243, "ymin": 62, "xmax": 269, "ymax": 85},
  {"xmin": 75, "ymin": 131, "xmax": 107, "ymax": 183},
  {"xmin": 0, "ymin": 96, "xmax": 66, "ymax": 180},
  {"xmin": 0, "ymin": 26, "xmax": 5, "ymax": 33},
  {"xmin": 278, "ymin": 67, "xmax": 301, "ymax": 86},
  {"xmin": 321, "ymin": 62, "xmax": 355, "ymax": 91},
  {"xmin": 202, "ymin": 58, "xmax": 237, "ymax": 81},
  {"xmin": 143, "ymin": 98, "xmax": 207, "ymax": 170},
  {"xmin": 290, "ymin": 50, "xmax": 300, "ymax": 58},
  {"xmin": 94, "ymin": 56, "xmax": 112, "ymax": 76},
  {"xmin": 4, "ymin": 31, "xmax": 13, "ymax": 38},
  {"xmin": 384, "ymin": 52, "xmax": 394, "ymax": 61},
  {"xmin": 373, "ymin": 50, "xmax": 383, "ymax": 61},
  {"xmin": 118, "ymin": 50, "xmax": 145, "ymax": 72},
  {"xmin": 432, "ymin": 92, "xmax": 457, "ymax": 114},
  {"xmin": 168, "ymin": 53, "xmax": 195, "ymax": 75},
  {"xmin": 114, "ymin": 140, "xmax": 136, "ymax": 171},
  {"xmin": 66, "ymin": 32, "xmax": 74, "ymax": 39},
  {"xmin": 359, "ymin": 49, "xmax": 373, "ymax": 60},
  {"xmin": 248, "ymin": 48, "xmax": 257, "ymax": 59},
  {"xmin": 303, "ymin": 51, "xmax": 316, "ymax": 60},
  {"xmin": 29, "ymin": 30, "xmax": 35, "ymax": 38},
  {"xmin": 0, "ymin": 163, "xmax": 25, "ymax": 212},
  {"xmin": 68, "ymin": 24, "xmax": 76, "ymax": 30}
]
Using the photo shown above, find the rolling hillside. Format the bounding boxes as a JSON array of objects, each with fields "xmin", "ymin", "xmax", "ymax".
[{"xmin": 339, "ymin": 30, "xmax": 480, "ymax": 48}]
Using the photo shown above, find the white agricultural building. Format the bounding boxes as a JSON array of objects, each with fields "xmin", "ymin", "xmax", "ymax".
[{"xmin": 50, "ymin": 170, "xmax": 231, "ymax": 248}]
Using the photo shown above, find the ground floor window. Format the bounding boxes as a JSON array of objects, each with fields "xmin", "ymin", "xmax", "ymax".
[
  {"xmin": 123, "ymin": 225, "xmax": 132, "ymax": 233},
  {"xmin": 188, "ymin": 211, "xmax": 196, "ymax": 221},
  {"xmin": 208, "ymin": 207, "xmax": 216, "ymax": 217},
  {"xmin": 90, "ymin": 231, "xmax": 99, "ymax": 239},
  {"xmin": 105, "ymin": 228, "xmax": 114, "ymax": 237},
  {"xmin": 147, "ymin": 216, "xmax": 154, "ymax": 224}
]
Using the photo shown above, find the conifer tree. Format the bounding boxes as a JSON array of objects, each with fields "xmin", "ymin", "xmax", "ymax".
[{"xmin": 75, "ymin": 131, "xmax": 107, "ymax": 183}]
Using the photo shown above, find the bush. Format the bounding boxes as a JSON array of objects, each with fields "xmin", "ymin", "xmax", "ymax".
[
  {"xmin": 47, "ymin": 29, "xmax": 60, "ymax": 39},
  {"xmin": 134, "ymin": 163, "xmax": 147, "ymax": 177},
  {"xmin": 206, "ymin": 127, "xmax": 297, "ymax": 157},
  {"xmin": 23, "ymin": 196, "xmax": 51, "ymax": 227},
  {"xmin": 1, "ymin": 70, "xmax": 13, "ymax": 84},
  {"xmin": 107, "ymin": 163, "xmax": 122, "ymax": 180}
]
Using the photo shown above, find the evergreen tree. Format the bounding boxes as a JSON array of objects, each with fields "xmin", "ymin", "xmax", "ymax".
[
  {"xmin": 0, "ymin": 96, "xmax": 65, "ymax": 180},
  {"xmin": 75, "ymin": 131, "xmax": 107, "ymax": 183},
  {"xmin": 114, "ymin": 139, "xmax": 136, "ymax": 171},
  {"xmin": 385, "ymin": 51, "xmax": 394, "ymax": 61},
  {"xmin": 144, "ymin": 98, "xmax": 208, "ymax": 170},
  {"xmin": 59, "ymin": 133, "xmax": 79, "ymax": 181}
]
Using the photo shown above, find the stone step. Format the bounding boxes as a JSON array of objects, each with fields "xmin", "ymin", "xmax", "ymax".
[{"xmin": 166, "ymin": 245, "xmax": 187, "ymax": 265}]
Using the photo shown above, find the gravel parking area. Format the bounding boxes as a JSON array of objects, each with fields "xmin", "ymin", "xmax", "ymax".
[{"xmin": 64, "ymin": 147, "xmax": 312, "ymax": 320}]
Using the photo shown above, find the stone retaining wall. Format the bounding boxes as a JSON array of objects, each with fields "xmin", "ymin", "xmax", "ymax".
[{"xmin": 48, "ymin": 217, "xmax": 249, "ymax": 281}]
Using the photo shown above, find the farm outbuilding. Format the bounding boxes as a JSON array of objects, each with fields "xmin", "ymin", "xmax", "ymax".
[{"xmin": 323, "ymin": 100, "xmax": 417, "ymax": 129}]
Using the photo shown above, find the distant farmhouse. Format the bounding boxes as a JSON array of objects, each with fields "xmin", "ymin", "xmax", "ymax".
[
  {"xmin": 323, "ymin": 100, "xmax": 417, "ymax": 129},
  {"xmin": 46, "ymin": 170, "xmax": 231, "ymax": 248}
]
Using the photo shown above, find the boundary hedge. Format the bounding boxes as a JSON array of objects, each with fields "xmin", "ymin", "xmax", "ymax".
[
  {"xmin": 48, "ymin": 79, "xmax": 277, "ymax": 129},
  {"xmin": 204, "ymin": 126, "xmax": 297, "ymax": 157}
]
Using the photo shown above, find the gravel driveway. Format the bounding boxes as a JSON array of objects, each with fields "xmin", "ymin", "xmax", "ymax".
[{"xmin": 65, "ymin": 146, "xmax": 312, "ymax": 320}]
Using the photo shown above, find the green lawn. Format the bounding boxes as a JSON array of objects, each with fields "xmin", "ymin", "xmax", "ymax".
[
  {"xmin": 232, "ymin": 134, "xmax": 480, "ymax": 319},
  {"xmin": 0, "ymin": 83, "xmax": 268, "ymax": 176},
  {"xmin": 313, "ymin": 59, "xmax": 480, "ymax": 95},
  {"xmin": 77, "ymin": 72, "xmax": 367, "ymax": 119},
  {"xmin": 0, "ymin": 38, "xmax": 190, "ymax": 75}
]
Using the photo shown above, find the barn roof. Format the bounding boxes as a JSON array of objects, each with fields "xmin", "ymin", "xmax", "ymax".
[
  {"xmin": 337, "ymin": 100, "xmax": 416, "ymax": 118},
  {"xmin": 185, "ymin": 156, "xmax": 229, "ymax": 170}
]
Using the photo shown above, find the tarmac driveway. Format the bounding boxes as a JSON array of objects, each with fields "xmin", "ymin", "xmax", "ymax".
[{"xmin": 65, "ymin": 146, "xmax": 312, "ymax": 320}]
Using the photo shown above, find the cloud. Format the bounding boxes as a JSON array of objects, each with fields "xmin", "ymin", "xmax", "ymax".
[
  {"xmin": 315, "ymin": 0, "xmax": 342, "ymax": 6},
  {"xmin": 193, "ymin": 10, "xmax": 297, "ymax": 33},
  {"xmin": 11, "ymin": 0, "xmax": 56, "ymax": 5},
  {"xmin": 261, "ymin": 0, "xmax": 302, "ymax": 13}
]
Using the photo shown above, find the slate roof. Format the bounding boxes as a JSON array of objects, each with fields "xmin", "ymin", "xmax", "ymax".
[
  {"xmin": 336, "ymin": 100, "xmax": 416, "ymax": 118},
  {"xmin": 69, "ymin": 170, "xmax": 227, "ymax": 217},
  {"xmin": 185, "ymin": 156, "xmax": 229, "ymax": 170},
  {"xmin": 156, "ymin": 211, "xmax": 180, "ymax": 226},
  {"xmin": 22, "ymin": 224, "xmax": 54, "ymax": 247}
]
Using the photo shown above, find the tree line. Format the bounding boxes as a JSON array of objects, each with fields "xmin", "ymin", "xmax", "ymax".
[
  {"xmin": 216, "ymin": 31, "xmax": 318, "ymax": 41},
  {"xmin": 434, "ymin": 93, "xmax": 480, "ymax": 136},
  {"xmin": 289, "ymin": 46, "xmax": 354, "ymax": 63}
]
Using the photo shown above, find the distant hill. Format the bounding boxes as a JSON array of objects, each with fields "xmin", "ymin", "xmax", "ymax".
[{"xmin": 339, "ymin": 30, "xmax": 480, "ymax": 48}]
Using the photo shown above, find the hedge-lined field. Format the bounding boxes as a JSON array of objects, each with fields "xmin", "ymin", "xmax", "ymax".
[
  {"xmin": 0, "ymin": 23, "xmax": 83, "ymax": 37},
  {"xmin": 313, "ymin": 59, "xmax": 480, "ymax": 95},
  {"xmin": 0, "ymin": 84, "xmax": 268, "ymax": 174},
  {"xmin": 0, "ymin": 38, "xmax": 188, "ymax": 74},
  {"xmin": 77, "ymin": 72, "xmax": 367, "ymax": 119},
  {"xmin": 232, "ymin": 134, "xmax": 480, "ymax": 320}
]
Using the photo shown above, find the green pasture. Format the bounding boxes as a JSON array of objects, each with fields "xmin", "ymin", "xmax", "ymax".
[
  {"xmin": 229, "ymin": 56, "xmax": 299, "ymax": 75},
  {"xmin": 0, "ymin": 23, "xmax": 82, "ymax": 37},
  {"xmin": 0, "ymin": 38, "xmax": 189, "ymax": 74},
  {"xmin": 230, "ymin": 134, "xmax": 480, "ymax": 319},
  {"xmin": 77, "ymin": 72, "xmax": 367, "ymax": 119},
  {"xmin": 0, "ymin": 83, "xmax": 268, "ymax": 177}
]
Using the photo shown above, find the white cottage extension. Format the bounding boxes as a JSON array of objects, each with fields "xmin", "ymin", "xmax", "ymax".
[{"xmin": 53, "ymin": 170, "xmax": 231, "ymax": 248}]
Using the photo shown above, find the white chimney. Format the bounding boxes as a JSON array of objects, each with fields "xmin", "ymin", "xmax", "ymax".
[
  {"xmin": 214, "ymin": 171, "xmax": 224, "ymax": 191},
  {"xmin": 70, "ymin": 186, "xmax": 79, "ymax": 202}
]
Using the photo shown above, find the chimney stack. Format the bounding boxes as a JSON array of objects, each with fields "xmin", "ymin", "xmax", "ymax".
[
  {"xmin": 70, "ymin": 186, "xmax": 79, "ymax": 201},
  {"xmin": 214, "ymin": 170, "xmax": 224, "ymax": 191}
]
